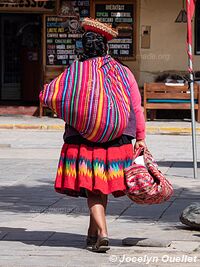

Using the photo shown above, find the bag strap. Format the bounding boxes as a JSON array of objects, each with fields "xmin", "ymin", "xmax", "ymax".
[
  {"xmin": 132, "ymin": 146, "xmax": 145, "ymax": 162},
  {"xmin": 143, "ymin": 148, "xmax": 158, "ymax": 167},
  {"xmin": 133, "ymin": 146, "xmax": 158, "ymax": 167}
]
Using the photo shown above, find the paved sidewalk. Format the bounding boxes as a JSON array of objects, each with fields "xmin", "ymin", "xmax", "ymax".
[
  {"xmin": 0, "ymin": 130, "xmax": 200, "ymax": 267},
  {"xmin": 0, "ymin": 115, "xmax": 200, "ymax": 135}
]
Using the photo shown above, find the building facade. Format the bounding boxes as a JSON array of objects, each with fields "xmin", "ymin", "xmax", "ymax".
[{"xmin": 0, "ymin": 0, "xmax": 199, "ymax": 113}]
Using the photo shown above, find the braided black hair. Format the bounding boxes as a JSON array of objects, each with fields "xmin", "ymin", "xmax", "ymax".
[{"xmin": 80, "ymin": 31, "xmax": 108, "ymax": 61}]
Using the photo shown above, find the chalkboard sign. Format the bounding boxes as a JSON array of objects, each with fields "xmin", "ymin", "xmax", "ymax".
[
  {"xmin": 94, "ymin": 2, "xmax": 136, "ymax": 60},
  {"xmin": 45, "ymin": 1, "xmax": 90, "ymax": 66}
]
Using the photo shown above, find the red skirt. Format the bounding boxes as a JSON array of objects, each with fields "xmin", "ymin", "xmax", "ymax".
[{"xmin": 54, "ymin": 135, "xmax": 134, "ymax": 198}]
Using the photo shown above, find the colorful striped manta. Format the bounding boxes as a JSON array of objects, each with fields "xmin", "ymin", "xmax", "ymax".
[{"xmin": 40, "ymin": 55, "xmax": 131, "ymax": 143}]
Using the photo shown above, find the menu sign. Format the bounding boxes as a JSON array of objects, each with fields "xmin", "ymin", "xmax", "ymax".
[
  {"xmin": 46, "ymin": 1, "xmax": 90, "ymax": 66},
  {"xmin": 95, "ymin": 3, "xmax": 135, "ymax": 59}
]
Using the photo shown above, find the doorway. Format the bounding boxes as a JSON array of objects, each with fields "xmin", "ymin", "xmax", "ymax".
[{"xmin": 0, "ymin": 14, "xmax": 42, "ymax": 104}]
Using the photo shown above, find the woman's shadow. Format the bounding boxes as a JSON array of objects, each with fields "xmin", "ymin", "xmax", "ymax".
[{"xmin": 0, "ymin": 227, "xmax": 145, "ymax": 249}]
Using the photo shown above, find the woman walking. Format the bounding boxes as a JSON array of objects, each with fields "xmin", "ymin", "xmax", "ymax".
[{"xmin": 43, "ymin": 18, "xmax": 146, "ymax": 252}]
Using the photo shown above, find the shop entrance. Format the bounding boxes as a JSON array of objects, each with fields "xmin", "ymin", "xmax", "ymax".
[{"xmin": 0, "ymin": 14, "xmax": 42, "ymax": 104}]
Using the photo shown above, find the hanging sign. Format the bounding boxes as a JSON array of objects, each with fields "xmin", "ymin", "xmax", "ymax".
[{"xmin": 0, "ymin": 0, "xmax": 55, "ymax": 12}]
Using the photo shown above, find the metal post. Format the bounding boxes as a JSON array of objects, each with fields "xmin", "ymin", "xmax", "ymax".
[
  {"xmin": 189, "ymin": 73, "xmax": 198, "ymax": 179},
  {"xmin": 186, "ymin": 0, "xmax": 198, "ymax": 178}
]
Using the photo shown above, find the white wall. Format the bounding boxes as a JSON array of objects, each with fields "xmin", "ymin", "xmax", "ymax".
[{"xmin": 134, "ymin": 0, "xmax": 200, "ymax": 86}]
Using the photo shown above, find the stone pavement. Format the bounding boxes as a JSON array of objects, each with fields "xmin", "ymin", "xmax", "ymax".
[{"xmin": 0, "ymin": 129, "xmax": 200, "ymax": 267}]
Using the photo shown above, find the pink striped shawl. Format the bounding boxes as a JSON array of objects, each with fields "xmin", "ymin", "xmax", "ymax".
[{"xmin": 40, "ymin": 55, "xmax": 131, "ymax": 143}]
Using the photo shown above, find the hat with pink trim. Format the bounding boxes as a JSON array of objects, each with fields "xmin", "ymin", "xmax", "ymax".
[{"xmin": 81, "ymin": 17, "xmax": 118, "ymax": 41}]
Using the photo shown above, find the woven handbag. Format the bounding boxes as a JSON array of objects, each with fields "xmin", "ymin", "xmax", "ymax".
[
  {"xmin": 124, "ymin": 147, "xmax": 173, "ymax": 205},
  {"xmin": 40, "ymin": 55, "xmax": 130, "ymax": 143}
]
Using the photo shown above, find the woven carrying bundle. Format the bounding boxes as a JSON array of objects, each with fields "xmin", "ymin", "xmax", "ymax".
[
  {"xmin": 40, "ymin": 55, "xmax": 130, "ymax": 143},
  {"xmin": 124, "ymin": 147, "xmax": 174, "ymax": 205}
]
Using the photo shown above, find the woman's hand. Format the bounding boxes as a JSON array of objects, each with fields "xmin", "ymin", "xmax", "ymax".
[{"xmin": 134, "ymin": 139, "xmax": 147, "ymax": 150}]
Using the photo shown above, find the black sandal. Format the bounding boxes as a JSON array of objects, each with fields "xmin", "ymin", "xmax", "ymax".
[
  {"xmin": 86, "ymin": 235, "xmax": 98, "ymax": 247},
  {"xmin": 91, "ymin": 236, "xmax": 110, "ymax": 253}
]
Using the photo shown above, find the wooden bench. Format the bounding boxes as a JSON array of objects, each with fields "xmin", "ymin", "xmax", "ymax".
[
  {"xmin": 143, "ymin": 82, "xmax": 200, "ymax": 122},
  {"xmin": 39, "ymin": 98, "xmax": 49, "ymax": 117},
  {"xmin": 39, "ymin": 92, "xmax": 54, "ymax": 117}
]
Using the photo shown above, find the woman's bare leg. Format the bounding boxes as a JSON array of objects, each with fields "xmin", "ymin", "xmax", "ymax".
[
  {"xmin": 87, "ymin": 191, "xmax": 108, "ymax": 238},
  {"xmin": 87, "ymin": 214, "xmax": 98, "ymax": 237}
]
